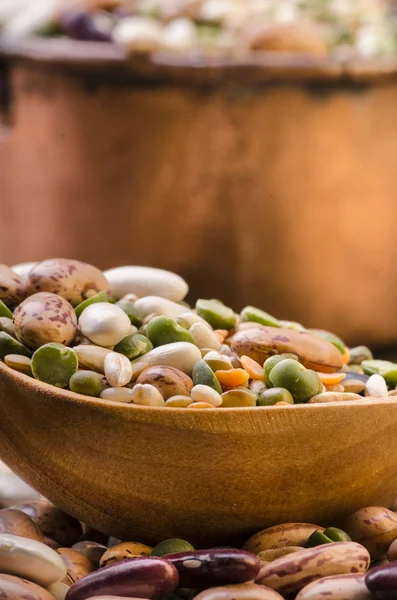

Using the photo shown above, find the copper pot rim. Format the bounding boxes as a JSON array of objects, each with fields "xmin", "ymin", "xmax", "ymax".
[{"xmin": 1, "ymin": 36, "xmax": 397, "ymax": 83}]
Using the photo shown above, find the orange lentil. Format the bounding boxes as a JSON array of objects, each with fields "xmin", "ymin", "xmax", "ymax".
[
  {"xmin": 275, "ymin": 401, "xmax": 292, "ymax": 406},
  {"xmin": 189, "ymin": 402, "xmax": 216, "ymax": 409},
  {"xmin": 319, "ymin": 372, "xmax": 346, "ymax": 385},
  {"xmin": 241, "ymin": 355, "xmax": 265, "ymax": 381},
  {"xmin": 221, "ymin": 383, "xmax": 249, "ymax": 393},
  {"xmin": 214, "ymin": 329, "xmax": 229, "ymax": 343},
  {"xmin": 215, "ymin": 368, "xmax": 250, "ymax": 387},
  {"xmin": 342, "ymin": 347, "xmax": 350, "ymax": 364}
]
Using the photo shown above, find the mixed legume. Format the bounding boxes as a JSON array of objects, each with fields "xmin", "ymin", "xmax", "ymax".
[
  {"xmin": 0, "ymin": 463, "xmax": 397, "ymax": 600},
  {"xmin": 0, "ymin": 0, "xmax": 397, "ymax": 60},
  {"xmin": 0, "ymin": 258, "xmax": 396, "ymax": 408}
]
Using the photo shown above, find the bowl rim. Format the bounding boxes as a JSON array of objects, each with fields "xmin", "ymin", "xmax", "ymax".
[
  {"xmin": 0, "ymin": 360, "xmax": 394, "ymax": 413},
  {"xmin": 1, "ymin": 36, "xmax": 397, "ymax": 83}
]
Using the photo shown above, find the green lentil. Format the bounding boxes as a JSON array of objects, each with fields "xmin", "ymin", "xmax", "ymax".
[
  {"xmin": 74, "ymin": 291, "xmax": 109, "ymax": 318},
  {"xmin": 263, "ymin": 353, "xmax": 297, "ymax": 385},
  {"xmin": 379, "ymin": 365, "xmax": 397, "ymax": 387},
  {"xmin": 305, "ymin": 530, "xmax": 334, "ymax": 547},
  {"xmin": 196, "ymin": 299, "xmax": 236, "ymax": 330},
  {"xmin": 240, "ymin": 306, "xmax": 281, "ymax": 328},
  {"xmin": 146, "ymin": 316, "xmax": 194, "ymax": 347},
  {"xmin": 0, "ymin": 332, "xmax": 31, "ymax": 360},
  {"xmin": 32, "ymin": 343, "xmax": 78, "ymax": 388},
  {"xmin": 257, "ymin": 387, "xmax": 294, "ymax": 406},
  {"xmin": 69, "ymin": 370, "xmax": 105, "ymax": 397},
  {"xmin": 0, "ymin": 299, "xmax": 13, "ymax": 319},
  {"xmin": 361, "ymin": 360, "xmax": 394, "ymax": 377},
  {"xmin": 192, "ymin": 359, "xmax": 222, "ymax": 393},
  {"xmin": 324, "ymin": 527, "xmax": 351, "ymax": 542},
  {"xmin": 115, "ymin": 302, "xmax": 143, "ymax": 327},
  {"xmin": 306, "ymin": 527, "xmax": 351, "ymax": 547},
  {"xmin": 349, "ymin": 345, "xmax": 373, "ymax": 365},
  {"xmin": 151, "ymin": 538, "xmax": 195, "ymax": 556},
  {"xmin": 269, "ymin": 359, "xmax": 320, "ymax": 403},
  {"xmin": 114, "ymin": 334, "xmax": 153, "ymax": 360},
  {"xmin": 308, "ymin": 329, "xmax": 346, "ymax": 355}
]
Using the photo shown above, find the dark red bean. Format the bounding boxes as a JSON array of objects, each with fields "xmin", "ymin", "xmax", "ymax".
[
  {"xmin": 59, "ymin": 11, "xmax": 111, "ymax": 42},
  {"xmin": 65, "ymin": 557, "xmax": 179, "ymax": 600},
  {"xmin": 365, "ymin": 563, "xmax": 397, "ymax": 599},
  {"xmin": 165, "ymin": 549, "xmax": 260, "ymax": 589}
]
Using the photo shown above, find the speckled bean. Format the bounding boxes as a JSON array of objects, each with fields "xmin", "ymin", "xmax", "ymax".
[
  {"xmin": 243, "ymin": 523, "xmax": 323, "ymax": 553},
  {"xmin": 57, "ymin": 548, "xmax": 95, "ymax": 585},
  {"xmin": 296, "ymin": 573, "xmax": 373, "ymax": 600},
  {"xmin": 100, "ymin": 541, "xmax": 153, "ymax": 567},
  {"xmin": 0, "ymin": 533, "xmax": 67, "ymax": 586},
  {"xmin": 14, "ymin": 293, "xmax": 77, "ymax": 349},
  {"xmin": 344, "ymin": 507, "xmax": 397, "ymax": 560},
  {"xmin": 194, "ymin": 584, "xmax": 284, "ymax": 600},
  {"xmin": 137, "ymin": 366, "xmax": 193, "ymax": 400},
  {"xmin": 255, "ymin": 542, "xmax": 370, "ymax": 596},
  {"xmin": 26, "ymin": 259, "xmax": 109, "ymax": 307},
  {"xmin": 0, "ymin": 265, "xmax": 26, "ymax": 307},
  {"xmin": 13, "ymin": 501, "xmax": 83, "ymax": 547},
  {"xmin": 231, "ymin": 327, "xmax": 343, "ymax": 373},
  {"xmin": 257, "ymin": 547, "xmax": 305, "ymax": 566},
  {"xmin": 0, "ymin": 574, "xmax": 55, "ymax": 600},
  {"xmin": 0, "ymin": 508, "xmax": 44, "ymax": 542}
]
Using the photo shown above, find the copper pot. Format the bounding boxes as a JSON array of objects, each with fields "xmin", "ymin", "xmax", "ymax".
[{"xmin": 1, "ymin": 38, "xmax": 397, "ymax": 346}]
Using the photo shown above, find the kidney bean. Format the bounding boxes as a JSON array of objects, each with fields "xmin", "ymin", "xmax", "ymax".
[
  {"xmin": 165, "ymin": 549, "xmax": 260, "ymax": 588},
  {"xmin": 65, "ymin": 556, "xmax": 179, "ymax": 600},
  {"xmin": 365, "ymin": 563, "xmax": 397, "ymax": 599}
]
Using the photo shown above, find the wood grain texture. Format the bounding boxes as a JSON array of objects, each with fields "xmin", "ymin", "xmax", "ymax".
[
  {"xmin": 0, "ymin": 361, "xmax": 396, "ymax": 546},
  {"xmin": 1, "ymin": 42, "xmax": 397, "ymax": 345}
]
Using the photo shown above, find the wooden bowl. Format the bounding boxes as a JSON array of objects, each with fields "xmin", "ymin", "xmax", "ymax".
[
  {"xmin": 1, "ymin": 360, "xmax": 397, "ymax": 546},
  {"xmin": 1, "ymin": 38, "xmax": 397, "ymax": 346}
]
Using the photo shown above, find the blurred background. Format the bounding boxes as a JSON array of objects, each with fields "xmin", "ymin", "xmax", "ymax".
[{"xmin": 1, "ymin": 0, "xmax": 397, "ymax": 349}]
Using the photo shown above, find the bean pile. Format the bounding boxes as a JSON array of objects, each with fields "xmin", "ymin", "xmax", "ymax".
[
  {"xmin": 0, "ymin": 464, "xmax": 397, "ymax": 600},
  {"xmin": 0, "ymin": 0, "xmax": 396, "ymax": 59},
  {"xmin": 1, "ymin": 259, "xmax": 396, "ymax": 407}
]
